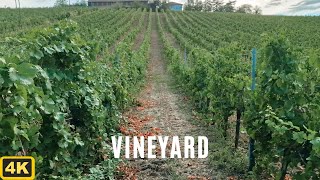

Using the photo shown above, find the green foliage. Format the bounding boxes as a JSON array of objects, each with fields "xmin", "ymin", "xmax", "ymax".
[
  {"xmin": 185, "ymin": 0, "xmax": 261, "ymax": 14},
  {"xmin": 74, "ymin": 0, "xmax": 87, "ymax": 7},
  {"xmin": 55, "ymin": 0, "xmax": 68, "ymax": 7},
  {"xmin": 244, "ymin": 35, "xmax": 320, "ymax": 178},
  {"xmin": 0, "ymin": 7, "xmax": 92, "ymax": 39},
  {"xmin": 86, "ymin": 159, "xmax": 119, "ymax": 180},
  {"xmin": 236, "ymin": 4, "xmax": 253, "ymax": 14},
  {"xmin": 0, "ymin": 10, "xmax": 149, "ymax": 178},
  {"xmin": 1, "ymin": 7, "xmax": 320, "ymax": 179},
  {"xmin": 159, "ymin": 8, "xmax": 320, "ymax": 179},
  {"xmin": 161, "ymin": 10, "xmax": 250, "ymax": 134}
]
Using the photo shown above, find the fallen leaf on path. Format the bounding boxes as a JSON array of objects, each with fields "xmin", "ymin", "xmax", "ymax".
[
  {"xmin": 227, "ymin": 176, "xmax": 237, "ymax": 180},
  {"xmin": 285, "ymin": 175, "xmax": 292, "ymax": 180},
  {"xmin": 136, "ymin": 106, "xmax": 145, "ymax": 111},
  {"xmin": 117, "ymin": 163, "xmax": 139, "ymax": 180}
]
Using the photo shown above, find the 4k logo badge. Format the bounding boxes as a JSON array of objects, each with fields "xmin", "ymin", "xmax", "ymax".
[{"xmin": 0, "ymin": 156, "xmax": 35, "ymax": 180}]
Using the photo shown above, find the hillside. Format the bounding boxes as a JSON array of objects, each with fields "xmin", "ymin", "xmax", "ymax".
[{"xmin": 0, "ymin": 8, "xmax": 319, "ymax": 179}]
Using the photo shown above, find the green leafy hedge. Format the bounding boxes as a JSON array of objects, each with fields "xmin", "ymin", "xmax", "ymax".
[
  {"xmin": 244, "ymin": 35, "xmax": 320, "ymax": 179},
  {"xmin": 158, "ymin": 8, "xmax": 320, "ymax": 178},
  {"xmin": 0, "ymin": 19, "xmax": 148, "ymax": 178}
]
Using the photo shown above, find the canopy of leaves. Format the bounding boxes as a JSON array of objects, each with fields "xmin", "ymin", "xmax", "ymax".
[{"xmin": 185, "ymin": 0, "xmax": 262, "ymax": 14}]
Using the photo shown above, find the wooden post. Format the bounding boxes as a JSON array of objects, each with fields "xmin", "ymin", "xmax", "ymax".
[
  {"xmin": 248, "ymin": 48, "xmax": 256, "ymax": 171},
  {"xmin": 234, "ymin": 109, "xmax": 241, "ymax": 149}
]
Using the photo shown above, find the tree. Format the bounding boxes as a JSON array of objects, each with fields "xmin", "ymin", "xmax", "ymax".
[
  {"xmin": 203, "ymin": 0, "xmax": 213, "ymax": 12},
  {"xmin": 222, "ymin": 0, "xmax": 236, "ymax": 12},
  {"xmin": 188, "ymin": 0, "xmax": 195, "ymax": 6},
  {"xmin": 54, "ymin": 0, "xmax": 68, "ymax": 7},
  {"xmin": 212, "ymin": 0, "xmax": 223, "ymax": 12},
  {"xmin": 236, "ymin": 4, "xmax": 253, "ymax": 14},
  {"xmin": 160, "ymin": 1, "xmax": 170, "ymax": 10},
  {"xmin": 149, "ymin": 0, "xmax": 161, "ymax": 12},
  {"xmin": 194, "ymin": 0, "xmax": 203, "ymax": 11},
  {"xmin": 74, "ymin": 0, "xmax": 87, "ymax": 6},
  {"xmin": 253, "ymin": 6, "xmax": 262, "ymax": 14},
  {"xmin": 184, "ymin": 4, "xmax": 192, "ymax": 11},
  {"xmin": 132, "ymin": 0, "xmax": 147, "ymax": 9}
]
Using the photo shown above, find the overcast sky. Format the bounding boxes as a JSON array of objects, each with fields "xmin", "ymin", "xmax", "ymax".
[{"xmin": 0, "ymin": 0, "xmax": 320, "ymax": 15}]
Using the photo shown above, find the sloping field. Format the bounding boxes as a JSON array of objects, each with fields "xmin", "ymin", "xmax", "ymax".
[{"xmin": 0, "ymin": 8, "xmax": 319, "ymax": 179}]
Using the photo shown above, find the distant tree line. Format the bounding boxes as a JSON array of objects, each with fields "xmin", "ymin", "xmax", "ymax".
[
  {"xmin": 54, "ymin": 0, "xmax": 151, "ymax": 9},
  {"xmin": 55, "ymin": 0, "xmax": 87, "ymax": 7},
  {"xmin": 185, "ymin": 0, "xmax": 262, "ymax": 14}
]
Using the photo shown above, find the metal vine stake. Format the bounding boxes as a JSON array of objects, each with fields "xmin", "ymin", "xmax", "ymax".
[{"xmin": 248, "ymin": 48, "xmax": 256, "ymax": 172}]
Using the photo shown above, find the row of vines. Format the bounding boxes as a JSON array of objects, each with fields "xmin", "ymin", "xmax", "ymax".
[
  {"xmin": 158, "ymin": 10, "xmax": 320, "ymax": 179},
  {"xmin": 0, "ymin": 7, "xmax": 93, "ymax": 38},
  {"xmin": 0, "ymin": 8, "xmax": 151, "ymax": 179}
]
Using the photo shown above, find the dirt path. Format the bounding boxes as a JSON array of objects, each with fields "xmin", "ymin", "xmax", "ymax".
[{"xmin": 124, "ymin": 12, "xmax": 213, "ymax": 180}]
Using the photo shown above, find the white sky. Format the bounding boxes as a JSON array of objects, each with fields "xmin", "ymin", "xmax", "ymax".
[
  {"xmin": 0, "ymin": 0, "xmax": 80, "ymax": 8},
  {"xmin": 0, "ymin": 0, "xmax": 320, "ymax": 15}
]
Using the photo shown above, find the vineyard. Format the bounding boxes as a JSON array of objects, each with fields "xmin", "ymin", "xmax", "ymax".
[{"xmin": 0, "ymin": 7, "xmax": 319, "ymax": 180}]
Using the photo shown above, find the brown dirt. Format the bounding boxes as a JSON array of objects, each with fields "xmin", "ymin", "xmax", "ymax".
[{"xmin": 123, "ymin": 12, "xmax": 213, "ymax": 180}]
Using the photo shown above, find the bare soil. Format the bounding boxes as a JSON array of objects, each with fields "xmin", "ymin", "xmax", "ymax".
[{"xmin": 123, "ymin": 13, "xmax": 213, "ymax": 180}]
